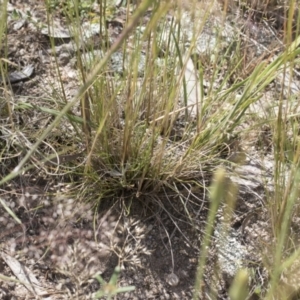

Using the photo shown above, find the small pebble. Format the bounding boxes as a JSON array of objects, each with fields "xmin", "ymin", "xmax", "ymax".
[{"xmin": 166, "ymin": 273, "xmax": 179, "ymax": 287}]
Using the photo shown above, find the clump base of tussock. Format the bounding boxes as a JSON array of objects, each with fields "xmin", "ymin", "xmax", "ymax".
[
  {"xmin": 78, "ymin": 133, "xmax": 221, "ymax": 203},
  {"xmin": 75, "ymin": 146, "xmax": 214, "ymax": 241}
]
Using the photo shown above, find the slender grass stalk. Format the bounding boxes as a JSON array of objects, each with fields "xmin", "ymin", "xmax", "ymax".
[
  {"xmin": 229, "ymin": 269, "xmax": 249, "ymax": 300},
  {"xmin": 266, "ymin": 168, "xmax": 300, "ymax": 299},
  {"xmin": 0, "ymin": 0, "xmax": 12, "ymax": 125},
  {"xmin": 193, "ymin": 168, "xmax": 226, "ymax": 299}
]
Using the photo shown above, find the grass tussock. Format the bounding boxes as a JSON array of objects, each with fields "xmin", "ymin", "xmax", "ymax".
[{"xmin": 1, "ymin": 0, "xmax": 300, "ymax": 298}]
